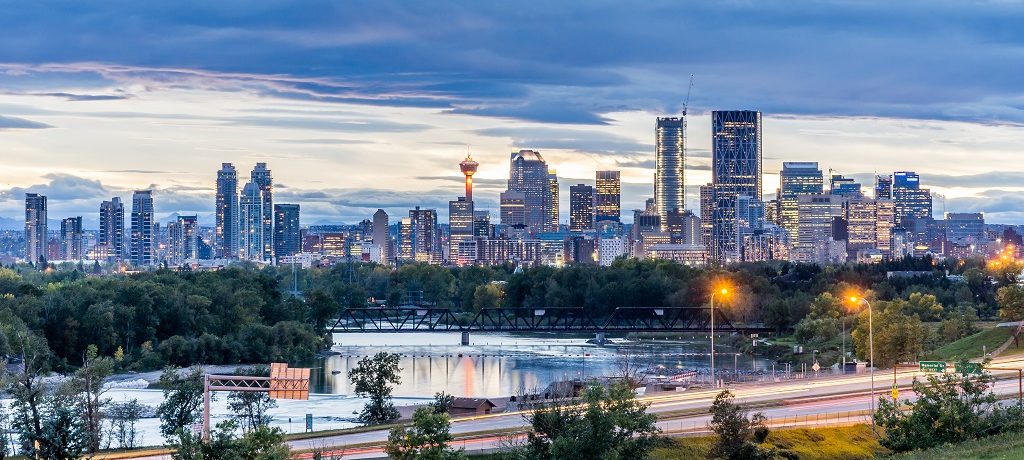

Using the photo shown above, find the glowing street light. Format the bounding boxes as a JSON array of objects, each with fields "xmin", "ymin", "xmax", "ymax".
[
  {"xmin": 710, "ymin": 285, "xmax": 730, "ymax": 388},
  {"xmin": 848, "ymin": 294, "xmax": 875, "ymax": 430}
]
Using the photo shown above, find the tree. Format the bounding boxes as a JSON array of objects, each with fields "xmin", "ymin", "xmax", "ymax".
[
  {"xmin": 997, "ymin": 285, "xmax": 1024, "ymax": 321},
  {"xmin": 904, "ymin": 292, "xmax": 944, "ymax": 321},
  {"xmin": 874, "ymin": 360, "xmax": 1024, "ymax": 452},
  {"xmin": 66, "ymin": 344, "xmax": 115, "ymax": 453},
  {"xmin": 430, "ymin": 391, "xmax": 455, "ymax": 414},
  {"xmin": 228, "ymin": 365, "xmax": 277, "ymax": 432},
  {"xmin": 386, "ymin": 407, "xmax": 464, "ymax": 460},
  {"xmin": 5, "ymin": 329, "xmax": 50, "ymax": 453},
  {"xmin": 156, "ymin": 366, "xmax": 205, "ymax": 440},
  {"xmin": 173, "ymin": 420, "xmax": 290, "ymax": 460},
  {"xmin": 108, "ymin": 399, "xmax": 144, "ymax": 449},
  {"xmin": 707, "ymin": 390, "xmax": 773, "ymax": 460},
  {"xmin": 35, "ymin": 392, "xmax": 89, "ymax": 460},
  {"xmin": 524, "ymin": 383, "xmax": 661, "ymax": 460},
  {"xmin": 0, "ymin": 400, "xmax": 9, "ymax": 460},
  {"xmin": 349, "ymin": 352, "xmax": 402, "ymax": 425},
  {"xmin": 472, "ymin": 284, "xmax": 504, "ymax": 311},
  {"xmin": 851, "ymin": 300, "xmax": 927, "ymax": 367}
]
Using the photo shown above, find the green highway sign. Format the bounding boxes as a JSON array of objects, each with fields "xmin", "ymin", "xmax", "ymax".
[
  {"xmin": 919, "ymin": 361, "xmax": 946, "ymax": 372},
  {"xmin": 955, "ymin": 362, "xmax": 983, "ymax": 375}
]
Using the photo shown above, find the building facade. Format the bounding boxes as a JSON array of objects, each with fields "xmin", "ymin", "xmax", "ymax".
[
  {"xmin": 569, "ymin": 184, "xmax": 595, "ymax": 232},
  {"xmin": 655, "ymin": 117, "xmax": 685, "ymax": 231},
  {"xmin": 99, "ymin": 197, "xmax": 125, "ymax": 263},
  {"xmin": 274, "ymin": 204, "xmax": 301, "ymax": 261},
  {"xmin": 130, "ymin": 190, "xmax": 155, "ymax": 266},
  {"xmin": 710, "ymin": 110, "xmax": 762, "ymax": 262},
  {"xmin": 25, "ymin": 193, "xmax": 47, "ymax": 264},
  {"xmin": 60, "ymin": 216, "xmax": 83, "ymax": 260},
  {"xmin": 595, "ymin": 170, "xmax": 621, "ymax": 223},
  {"xmin": 215, "ymin": 163, "xmax": 239, "ymax": 258}
]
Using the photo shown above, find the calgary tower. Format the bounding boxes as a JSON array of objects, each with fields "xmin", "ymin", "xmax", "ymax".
[{"xmin": 459, "ymin": 154, "xmax": 479, "ymax": 201}]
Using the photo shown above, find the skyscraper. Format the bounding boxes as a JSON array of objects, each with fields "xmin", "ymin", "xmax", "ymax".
[
  {"xmin": 506, "ymin": 150, "xmax": 552, "ymax": 232},
  {"xmin": 794, "ymin": 194, "xmax": 845, "ymax": 264},
  {"xmin": 875, "ymin": 175, "xmax": 893, "ymax": 200},
  {"xmin": 778, "ymin": 162, "xmax": 823, "ymax": 243},
  {"xmin": 130, "ymin": 190, "xmax": 154, "ymax": 266},
  {"xmin": 409, "ymin": 207, "xmax": 439, "ymax": 263},
  {"xmin": 372, "ymin": 209, "xmax": 389, "ymax": 262},
  {"xmin": 168, "ymin": 215, "xmax": 198, "ymax": 265},
  {"xmin": 274, "ymin": 204, "xmax": 301, "ymax": 260},
  {"xmin": 892, "ymin": 171, "xmax": 932, "ymax": 226},
  {"xmin": 711, "ymin": 110, "xmax": 762, "ymax": 262},
  {"xmin": 25, "ymin": 193, "xmax": 47, "ymax": 264},
  {"xmin": 215, "ymin": 163, "xmax": 239, "ymax": 259},
  {"xmin": 459, "ymin": 154, "xmax": 479, "ymax": 202},
  {"xmin": 239, "ymin": 182, "xmax": 263, "ymax": 261},
  {"xmin": 250, "ymin": 163, "xmax": 274, "ymax": 261},
  {"xmin": 569, "ymin": 184, "xmax": 595, "ymax": 232},
  {"xmin": 829, "ymin": 174, "xmax": 862, "ymax": 197},
  {"xmin": 60, "ymin": 216, "xmax": 83, "ymax": 260},
  {"xmin": 500, "ymin": 191, "xmax": 527, "ymax": 227},
  {"xmin": 734, "ymin": 195, "xmax": 765, "ymax": 261},
  {"xmin": 699, "ymin": 184, "xmax": 714, "ymax": 250},
  {"xmin": 595, "ymin": 170, "xmax": 621, "ymax": 223},
  {"xmin": 548, "ymin": 170, "xmax": 559, "ymax": 231},
  {"xmin": 99, "ymin": 197, "xmax": 124, "ymax": 263},
  {"xmin": 655, "ymin": 117, "xmax": 685, "ymax": 230},
  {"xmin": 448, "ymin": 197, "xmax": 475, "ymax": 265}
]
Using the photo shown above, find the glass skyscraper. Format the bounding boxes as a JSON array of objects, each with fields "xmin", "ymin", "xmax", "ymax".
[
  {"xmin": 892, "ymin": 171, "xmax": 932, "ymax": 226},
  {"xmin": 24, "ymin": 193, "xmax": 47, "ymax": 264},
  {"xmin": 506, "ymin": 150, "xmax": 554, "ymax": 232},
  {"xmin": 274, "ymin": 204, "xmax": 301, "ymax": 260},
  {"xmin": 778, "ymin": 162, "xmax": 823, "ymax": 243},
  {"xmin": 594, "ymin": 170, "xmax": 621, "ymax": 223},
  {"xmin": 711, "ymin": 110, "xmax": 762, "ymax": 262},
  {"xmin": 251, "ymin": 163, "xmax": 274, "ymax": 261},
  {"xmin": 569, "ymin": 183, "xmax": 595, "ymax": 232},
  {"xmin": 99, "ymin": 197, "xmax": 124, "ymax": 263},
  {"xmin": 655, "ymin": 117, "xmax": 685, "ymax": 231},
  {"xmin": 215, "ymin": 163, "xmax": 239, "ymax": 259},
  {"xmin": 130, "ymin": 190, "xmax": 154, "ymax": 266}
]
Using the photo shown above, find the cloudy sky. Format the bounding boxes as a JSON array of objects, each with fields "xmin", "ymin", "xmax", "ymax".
[{"xmin": 1, "ymin": 0, "xmax": 1023, "ymax": 227}]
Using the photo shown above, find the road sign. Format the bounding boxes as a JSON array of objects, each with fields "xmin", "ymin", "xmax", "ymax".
[
  {"xmin": 811, "ymin": 361, "xmax": 821, "ymax": 373},
  {"xmin": 955, "ymin": 362, "xmax": 983, "ymax": 375},
  {"xmin": 891, "ymin": 384, "xmax": 899, "ymax": 400},
  {"xmin": 305, "ymin": 413, "xmax": 313, "ymax": 432},
  {"xmin": 269, "ymin": 363, "xmax": 311, "ymax": 400},
  {"xmin": 919, "ymin": 361, "xmax": 946, "ymax": 373}
]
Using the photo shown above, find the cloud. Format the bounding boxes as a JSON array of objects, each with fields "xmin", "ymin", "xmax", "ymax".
[
  {"xmin": 474, "ymin": 126, "xmax": 650, "ymax": 156},
  {"xmin": 0, "ymin": 115, "xmax": 51, "ymax": 129},
  {"xmin": 34, "ymin": 92, "xmax": 129, "ymax": 101},
  {"xmin": 274, "ymin": 138, "xmax": 375, "ymax": 145}
]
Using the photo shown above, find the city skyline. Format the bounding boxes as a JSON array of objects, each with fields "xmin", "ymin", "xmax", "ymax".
[{"xmin": 0, "ymin": 2, "xmax": 1023, "ymax": 225}]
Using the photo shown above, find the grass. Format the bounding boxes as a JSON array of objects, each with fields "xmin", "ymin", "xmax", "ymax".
[
  {"xmin": 924, "ymin": 327, "xmax": 1014, "ymax": 361},
  {"xmin": 651, "ymin": 425, "xmax": 887, "ymax": 460},
  {"xmin": 889, "ymin": 429, "xmax": 1024, "ymax": 460}
]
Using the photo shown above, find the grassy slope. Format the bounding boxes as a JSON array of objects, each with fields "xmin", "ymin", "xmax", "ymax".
[
  {"xmin": 652, "ymin": 425, "xmax": 887, "ymax": 460},
  {"xmin": 889, "ymin": 429, "xmax": 1024, "ymax": 460},
  {"xmin": 925, "ymin": 327, "xmax": 1014, "ymax": 361}
]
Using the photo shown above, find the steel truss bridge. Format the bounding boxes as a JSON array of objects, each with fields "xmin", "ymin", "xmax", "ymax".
[{"xmin": 329, "ymin": 307, "xmax": 772, "ymax": 334}]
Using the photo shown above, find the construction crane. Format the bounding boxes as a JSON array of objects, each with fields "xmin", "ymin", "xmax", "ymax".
[{"xmin": 682, "ymin": 74, "xmax": 694, "ymax": 116}]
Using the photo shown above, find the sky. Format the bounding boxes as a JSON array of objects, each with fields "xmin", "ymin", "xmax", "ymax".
[{"xmin": 0, "ymin": 0, "xmax": 1023, "ymax": 228}]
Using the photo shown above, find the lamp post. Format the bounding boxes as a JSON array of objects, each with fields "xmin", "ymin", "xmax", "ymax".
[
  {"xmin": 850, "ymin": 295, "xmax": 875, "ymax": 428},
  {"xmin": 710, "ymin": 287, "xmax": 728, "ymax": 388}
]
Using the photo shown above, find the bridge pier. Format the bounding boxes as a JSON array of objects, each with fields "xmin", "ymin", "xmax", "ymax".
[
  {"xmin": 461, "ymin": 331, "xmax": 470, "ymax": 346},
  {"xmin": 595, "ymin": 332, "xmax": 606, "ymax": 345}
]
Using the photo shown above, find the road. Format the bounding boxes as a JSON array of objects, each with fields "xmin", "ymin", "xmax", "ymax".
[{"xmin": 109, "ymin": 355, "xmax": 1024, "ymax": 459}]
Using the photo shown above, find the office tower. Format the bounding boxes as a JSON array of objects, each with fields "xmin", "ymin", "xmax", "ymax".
[
  {"xmin": 844, "ymin": 197, "xmax": 878, "ymax": 256},
  {"xmin": 24, "ymin": 193, "xmax": 47, "ymax": 264},
  {"xmin": 699, "ymin": 184, "xmax": 714, "ymax": 249},
  {"xmin": 875, "ymin": 175, "xmax": 893, "ymax": 200},
  {"xmin": 506, "ymin": 150, "xmax": 553, "ymax": 232},
  {"xmin": 794, "ymin": 194, "xmax": 845, "ymax": 264},
  {"xmin": 569, "ymin": 184, "xmax": 595, "ymax": 232},
  {"xmin": 829, "ymin": 174, "xmax": 862, "ymax": 197},
  {"xmin": 60, "ymin": 217, "xmax": 83, "ymax": 260},
  {"xmin": 893, "ymin": 171, "xmax": 932, "ymax": 226},
  {"xmin": 459, "ymin": 154, "xmax": 479, "ymax": 202},
  {"xmin": 710, "ymin": 110, "xmax": 762, "ymax": 262},
  {"xmin": 876, "ymin": 199, "xmax": 896, "ymax": 255},
  {"xmin": 598, "ymin": 237, "xmax": 628, "ymax": 266},
  {"xmin": 655, "ymin": 117, "xmax": 685, "ymax": 230},
  {"xmin": 130, "ymin": 190, "xmax": 154, "ymax": 266},
  {"xmin": 500, "ymin": 191, "xmax": 527, "ymax": 227},
  {"xmin": 399, "ymin": 217, "xmax": 413, "ymax": 260},
  {"xmin": 250, "ymin": 163, "xmax": 274, "ymax": 261},
  {"xmin": 99, "ymin": 197, "xmax": 125, "ymax": 263},
  {"xmin": 666, "ymin": 210, "xmax": 702, "ymax": 246},
  {"xmin": 409, "ymin": 207, "xmax": 439, "ymax": 263},
  {"xmin": 168, "ymin": 215, "xmax": 198, "ymax": 265},
  {"xmin": 239, "ymin": 182, "xmax": 264, "ymax": 261},
  {"xmin": 473, "ymin": 211, "xmax": 492, "ymax": 238},
  {"xmin": 372, "ymin": 209, "xmax": 389, "ymax": 261},
  {"xmin": 946, "ymin": 213, "xmax": 985, "ymax": 246},
  {"xmin": 274, "ymin": 204, "xmax": 301, "ymax": 260},
  {"xmin": 548, "ymin": 170, "xmax": 559, "ymax": 231},
  {"xmin": 735, "ymin": 195, "xmax": 765, "ymax": 261},
  {"xmin": 595, "ymin": 171, "xmax": 621, "ymax": 223},
  {"xmin": 448, "ymin": 197, "xmax": 475, "ymax": 266},
  {"xmin": 215, "ymin": 163, "xmax": 239, "ymax": 259},
  {"xmin": 778, "ymin": 162, "xmax": 823, "ymax": 242}
]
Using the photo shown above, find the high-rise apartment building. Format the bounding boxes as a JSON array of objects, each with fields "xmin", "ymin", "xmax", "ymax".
[
  {"xmin": 778, "ymin": 162, "xmax": 823, "ymax": 243},
  {"xmin": 168, "ymin": 215, "xmax": 198, "ymax": 265},
  {"xmin": 595, "ymin": 170, "xmax": 621, "ymax": 223},
  {"xmin": 274, "ymin": 204, "xmax": 301, "ymax": 260},
  {"xmin": 60, "ymin": 216, "xmax": 83, "ymax": 260},
  {"xmin": 506, "ymin": 150, "xmax": 554, "ymax": 232},
  {"xmin": 372, "ymin": 209, "xmax": 389, "ymax": 262},
  {"xmin": 569, "ymin": 184, "xmax": 595, "ymax": 232},
  {"xmin": 250, "ymin": 163, "xmax": 274, "ymax": 261},
  {"xmin": 409, "ymin": 207, "xmax": 439, "ymax": 263},
  {"xmin": 548, "ymin": 170, "xmax": 559, "ymax": 231},
  {"xmin": 710, "ymin": 110, "xmax": 762, "ymax": 262},
  {"xmin": 99, "ymin": 197, "xmax": 124, "ymax": 263},
  {"xmin": 130, "ymin": 190, "xmax": 155, "ymax": 266},
  {"xmin": 655, "ymin": 117, "xmax": 685, "ymax": 230},
  {"xmin": 239, "ymin": 182, "xmax": 264, "ymax": 261},
  {"xmin": 893, "ymin": 171, "xmax": 932, "ymax": 226},
  {"xmin": 448, "ymin": 197, "xmax": 475, "ymax": 266},
  {"xmin": 25, "ymin": 193, "xmax": 47, "ymax": 264},
  {"xmin": 399, "ymin": 217, "xmax": 413, "ymax": 260},
  {"xmin": 215, "ymin": 163, "xmax": 239, "ymax": 259}
]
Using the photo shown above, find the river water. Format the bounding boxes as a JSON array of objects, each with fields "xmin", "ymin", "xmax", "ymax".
[{"xmin": 98, "ymin": 332, "xmax": 771, "ymax": 447}]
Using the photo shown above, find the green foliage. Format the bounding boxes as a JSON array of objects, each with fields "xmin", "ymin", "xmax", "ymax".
[
  {"xmin": 653, "ymin": 425, "xmax": 886, "ymax": 460},
  {"xmin": 157, "ymin": 366, "xmax": 205, "ymax": 441},
  {"xmin": 522, "ymin": 383, "xmax": 661, "ymax": 460},
  {"xmin": 431, "ymin": 391, "xmax": 455, "ymax": 414},
  {"xmin": 926, "ymin": 326, "xmax": 1013, "ymax": 361},
  {"xmin": 386, "ymin": 406, "xmax": 465, "ymax": 460},
  {"xmin": 997, "ymin": 284, "xmax": 1024, "ymax": 321},
  {"xmin": 707, "ymin": 390, "xmax": 774, "ymax": 460},
  {"xmin": 874, "ymin": 360, "xmax": 1024, "ymax": 453},
  {"xmin": 172, "ymin": 420, "xmax": 290, "ymax": 460},
  {"xmin": 65, "ymin": 344, "xmax": 115, "ymax": 453},
  {"xmin": 851, "ymin": 300, "xmax": 927, "ymax": 367},
  {"xmin": 227, "ymin": 365, "xmax": 277, "ymax": 433},
  {"xmin": 349, "ymin": 352, "xmax": 402, "ymax": 425},
  {"xmin": 473, "ymin": 283, "xmax": 504, "ymax": 311},
  {"xmin": 107, "ymin": 399, "xmax": 144, "ymax": 449},
  {"xmin": 33, "ymin": 392, "xmax": 89, "ymax": 460}
]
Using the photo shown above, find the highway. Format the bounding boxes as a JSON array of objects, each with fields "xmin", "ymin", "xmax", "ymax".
[{"xmin": 111, "ymin": 355, "xmax": 1024, "ymax": 459}]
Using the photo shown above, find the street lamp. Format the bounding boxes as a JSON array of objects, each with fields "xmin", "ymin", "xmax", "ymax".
[
  {"xmin": 849, "ymin": 295, "xmax": 875, "ymax": 428},
  {"xmin": 710, "ymin": 286, "xmax": 729, "ymax": 388}
]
